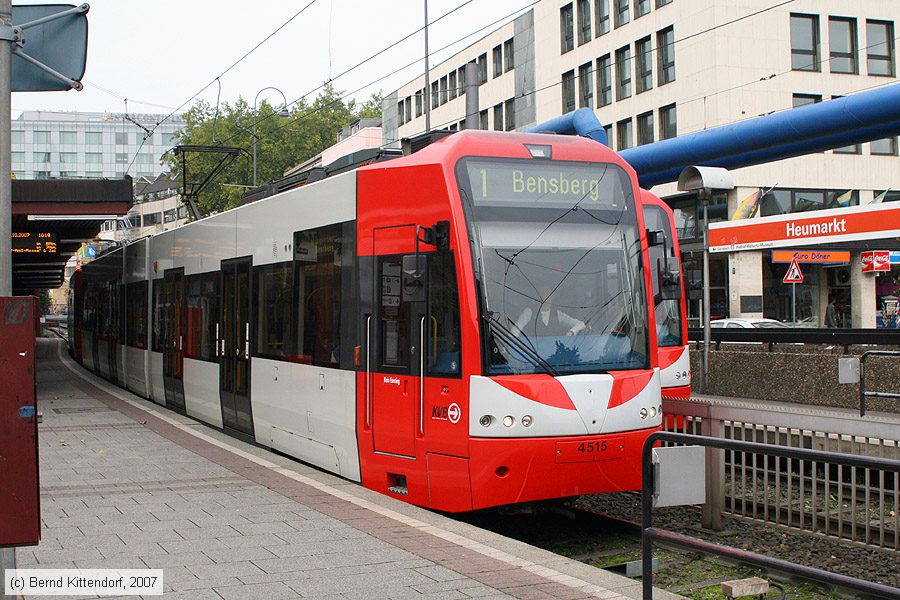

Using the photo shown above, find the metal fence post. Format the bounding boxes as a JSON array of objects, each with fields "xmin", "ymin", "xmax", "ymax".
[{"xmin": 701, "ymin": 404, "xmax": 725, "ymax": 530}]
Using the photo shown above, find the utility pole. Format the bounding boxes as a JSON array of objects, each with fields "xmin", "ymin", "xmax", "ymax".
[
  {"xmin": 423, "ymin": 0, "xmax": 431, "ymax": 132},
  {"xmin": 0, "ymin": 0, "xmax": 12, "ymax": 296}
]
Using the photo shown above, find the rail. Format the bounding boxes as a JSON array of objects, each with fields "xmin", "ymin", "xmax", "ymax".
[
  {"xmin": 860, "ymin": 350, "xmax": 900, "ymax": 417},
  {"xmin": 688, "ymin": 327, "xmax": 900, "ymax": 352},
  {"xmin": 641, "ymin": 431, "xmax": 900, "ymax": 600}
]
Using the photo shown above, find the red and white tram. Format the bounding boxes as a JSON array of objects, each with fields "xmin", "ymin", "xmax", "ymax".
[
  {"xmin": 70, "ymin": 130, "xmax": 673, "ymax": 512},
  {"xmin": 641, "ymin": 192, "xmax": 691, "ymax": 399}
]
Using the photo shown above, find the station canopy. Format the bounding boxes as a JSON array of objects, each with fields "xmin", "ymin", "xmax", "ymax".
[{"xmin": 11, "ymin": 177, "xmax": 132, "ymax": 294}]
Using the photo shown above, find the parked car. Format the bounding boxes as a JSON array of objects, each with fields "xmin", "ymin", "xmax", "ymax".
[{"xmin": 710, "ymin": 318, "xmax": 790, "ymax": 328}]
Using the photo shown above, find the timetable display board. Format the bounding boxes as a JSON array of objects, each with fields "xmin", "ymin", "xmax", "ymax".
[{"xmin": 12, "ymin": 232, "xmax": 58, "ymax": 254}]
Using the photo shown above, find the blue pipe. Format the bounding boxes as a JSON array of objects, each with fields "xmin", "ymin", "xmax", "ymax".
[
  {"xmin": 524, "ymin": 107, "xmax": 608, "ymax": 145},
  {"xmin": 527, "ymin": 83, "xmax": 900, "ymax": 188}
]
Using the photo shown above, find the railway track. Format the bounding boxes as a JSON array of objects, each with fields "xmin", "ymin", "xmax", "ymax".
[{"xmin": 458, "ymin": 492, "xmax": 900, "ymax": 599}]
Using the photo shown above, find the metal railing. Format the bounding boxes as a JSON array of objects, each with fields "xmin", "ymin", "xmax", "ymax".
[
  {"xmin": 688, "ymin": 327, "xmax": 900, "ymax": 352},
  {"xmin": 663, "ymin": 398, "xmax": 900, "ymax": 549},
  {"xmin": 641, "ymin": 431, "xmax": 900, "ymax": 600},
  {"xmin": 860, "ymin": 350, "xmax": 900, "ymax": 417}
]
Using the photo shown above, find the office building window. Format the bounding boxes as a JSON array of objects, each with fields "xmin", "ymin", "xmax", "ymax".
[
  {"xmin": 415, "ymin": 89, "xmax": 424, "ymax": 116},
  {"xmin": 614, "ymin": 0, "xmax": 629, "ymax": 28},
  {"xmin": 504, "ymin": 38, "xmax": 515, "ymax": 71},
  {"xmin": 59, "ymin": 131, "xmax": 75, "ymax": 145},
  {"xmin": 761, "ymin": 188, "xmax": 858, "ymax": 217},
  {"xmin": 11, "ymin": 130, "xmax": 23, "ymax": 144},
  {"xmin": 562, "ymin": 70, "xmax": 576, "ymax": 112},
  {"xmin": 659, "ymin": 104, "xmax": 677, "ymax": 139},
  {"xmin": 597, "ymin": 54, "xmax": 612, "ymax": 107},
  {"xmin": 477, "ymin": 53, "xmax": 488, "ymax": 83},
  {"xmin": 136, "ymin": 153, "xmax": 154, "ymax": 164},
  {"xmin": 577, "ymin": 0, "xmax": 592, "ymax": 45},
  {"xmin": 616, "ymin": 118, "xmax": 633, "ymax": 150},
  {"xmin": 115, "ymin": 132, "xmax": 128, "ymax": 145},
  {"xmin": 59, "ymin": 171, "xmax": 75, "ymax": 178},
  {"xmin": 791, "ymin": 14, "xmax": 820, "ymax": 71},
  {"xmin": 561, "ymin": 3, "xmax": 574, "ymax": 53},
  {"xmin": 160, "ymin": 132, "xmax": 176, "ymax": 146},
  {"xmin": 493, "ymin": 45, "xmax": 503, "ymax": 77},
  {"xmin": 440, "ymin": 76, "xmax": 448, "ymax": 104},
  {"xmin": 85, "ymin": 131, "xmax": 102, "ymax": 145},
  {"xmin": 60, "ymin": 152, "xmax": 77, "ymax": 164},
  {"xmin": 635, "ymin": 0, "xmax": 650, "ymax": 19},
  {"xmin": 637, "ymin": 111, "xmax": 654, "ymax": 145},
  {"xmin": 34, "ymin": 171, "xmax": 51, "ymax": 180},
  {"xmin": 871, "ymin": 137, "xmax": 898, "ymax": 156},
  {"xmin": 656, "ymin": 0, "xmax": 672, "ymax": 7},
  {"xmin": 431, "ymin": 81, "xmax": 439, "ymax": 109},
  {"xmin": 579, "ymin": 62, "xmax": 593, "ymax": 108},
  {"xmin": 603, "ymin": 124, "xmax": 613, "ymax": 147},
  {"xmin": 493, "ymin": 104, "xmax": 504, "ymax": 131},
  {"xmin": 792, "ymin": 93, "xmax": 822, "ymax": 107},
  {"xmin": 636, "ymin": 36, "xmax": 653, "ymax": 93},
  {"xmin": 449, "ymin": 71, "xmax": 458, "ymax": 100},
  {"xmin": 866, "ymin": 20, "xmax": 895, "ymax": 76},
  {"xmin": 34, "ymin": 131, "xmax": 50, "ymax": 144},
  {"xmin": 595, "ymin": 0, "xmax": 610, "ymax": 36},
  {"xmin": 405, "ymin": 96, "xmax": 412, "ymax": 123},
  {"xmin": 11, "ymin": 151, "xmax": 23, "ymax": 163},
  {"xmin": 458, "ymin": 66, "xmax": 467, "ymax": 95},
  {"xmin": 397, "ymin": 99, "xmax": 406, "ymax": 125},
  {"xmin": 85, "ymin": 152, "xmax": 102, "ymax": 164},
  {"xmin": 33, "ymin": 152, "xmax": 50, "ymax": 163},
  {"xmin": 615, "ymin": 45, "xmax": 632, "ymax": 100},
  {"xmin": 480, "ymin": 110, "xmax": 489, "ymax": 130},
  {"xmin": 505, "ymin": 98, "xmax": 516, "ymax": 131},
  {"xmin": 115, "ymin": 152, "xmax": 128, "ymax": 163},
  {"xmin": 829, "ymin": 17, "xmax": 858, "ymax": 74},
  {"xmin": 657, "ymin": 26, "xmax": 675, "ymax": 85}
]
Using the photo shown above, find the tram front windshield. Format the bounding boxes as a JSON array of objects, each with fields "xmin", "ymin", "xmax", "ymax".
[
  {"xmin": 642, "ymin": 204, "xmax": 683, "ymax": 348},
  {"xmin": 458, "ymin": 158, "xmax": 649, "ymax": 376}
]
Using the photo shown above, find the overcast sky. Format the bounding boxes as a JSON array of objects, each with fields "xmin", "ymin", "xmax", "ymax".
[{"xmin": 11, "ymin": 0, "xmax": 529, "ymax": 117}]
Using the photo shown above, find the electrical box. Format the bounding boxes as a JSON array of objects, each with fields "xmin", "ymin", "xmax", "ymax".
[
  {"xmin": 838, "ymin": 357, "xmax": 860, "ymax": 384},
  {"xmin": 0, "ymin": 297, "xmax": 41, "ymax": 547},
  {"xmin": 652, "ymin": 445, "xmax": 706, "ymax": 508}
]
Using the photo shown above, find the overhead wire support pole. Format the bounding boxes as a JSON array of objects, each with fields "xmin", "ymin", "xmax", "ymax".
[
  {"xmin": 0, "ymin": 0, "xmax": 11, "ymax": 296},
  {"xmin": 423, "ymin": 0, "xmax": 431, "ymax": 132}
]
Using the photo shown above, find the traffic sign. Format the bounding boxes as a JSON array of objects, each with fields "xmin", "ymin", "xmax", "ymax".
[{"xmin": 783, "ymin": 258, "xmax": 804, "ymax": 284}]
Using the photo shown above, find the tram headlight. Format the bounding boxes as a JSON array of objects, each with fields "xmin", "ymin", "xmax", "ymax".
[
  {"xmin": 649, "ymin": 406, "xmax": 658, "ymax": 418},
  {"xmin": 479, "ymin": 415, "xmax": 494, "ymax": 428},
  {"xmin": 639, "ymin": 408, "xmax": 648, "ymax": 419},
  {"xmin": 502, "ymin": 415, "xmax": 515, "ymax": 428},
  {"xmin": 521, "ymin": 415, "xmax": 533, "ymax": 428}
]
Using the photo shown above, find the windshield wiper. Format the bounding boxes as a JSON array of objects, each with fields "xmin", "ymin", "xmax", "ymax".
[{"xmin": 484, "ymin": 312, "xmax": 560, "ymax": 377}]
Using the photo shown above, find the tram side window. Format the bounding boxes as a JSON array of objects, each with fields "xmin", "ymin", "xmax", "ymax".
[
  {"xmin": 294, "ymin": 224, "xmax": 343, "ymax": 368},
  {"xmin": 427, "ymin": 252, "xmax": 461, "ymax": 376},
  {"xmin": 125, "ymin": 281, "xmax": 148, "ymax": 349},
  {"xmin": 186, "ymin": 273, "xmax": 219, "ymax": 361},
  {"xmin": 255, "ymin": 263, "xmax": 292, "ymax": 360}
]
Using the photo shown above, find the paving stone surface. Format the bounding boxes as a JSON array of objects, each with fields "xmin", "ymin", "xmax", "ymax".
[{"xmin": 10, "ymin": 340, "xmax": 677, "ymax": 600}]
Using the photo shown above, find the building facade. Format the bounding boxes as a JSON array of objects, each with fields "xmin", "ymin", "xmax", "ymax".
[
  {"xmin": 11, "ymin": 110, "xmax": 184, "ymax": 180},
  {"xmin": 384, "ymin": 0, "xmax": 899, "ymax": 327}
]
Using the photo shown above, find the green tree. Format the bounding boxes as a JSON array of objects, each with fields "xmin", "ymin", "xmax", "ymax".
[{"xmin": 168, "ymin": 84, "xmax": 382, "ymax": 216}]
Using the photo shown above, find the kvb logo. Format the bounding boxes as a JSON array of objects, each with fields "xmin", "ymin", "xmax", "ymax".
[{"xmin": 431, "ymin": 402, "xmax": 461, "ymax": 424}]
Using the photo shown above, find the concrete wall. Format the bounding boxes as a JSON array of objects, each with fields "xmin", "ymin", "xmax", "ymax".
[{"xmin": 690, "ymin": 346, "xmax": 900, "ymax": 413}]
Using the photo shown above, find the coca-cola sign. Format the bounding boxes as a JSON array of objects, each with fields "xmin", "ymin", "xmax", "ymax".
[{"xmin": 861, "ymin": 250, "xmax": 891, "ymax": 272}]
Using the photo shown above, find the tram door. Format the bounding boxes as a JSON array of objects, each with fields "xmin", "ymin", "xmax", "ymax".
[
  {"xmin": 162, "ymin": 268, "xmax": 186, "ymax": 411},
  {"xmin": 220, "ymin": 257, "xmax": 254, "ymax": 436},
  {"xmin": 371, "ymin": 227, "xmax": 425, "ymax": 458}
]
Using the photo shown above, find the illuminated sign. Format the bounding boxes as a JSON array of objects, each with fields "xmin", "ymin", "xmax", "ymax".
[
  {"xmin": 12, "ymin": 232, "xmax": 58, "ymax": 254},
  {"xmin": 709, "ymin": 203, "xmax": 900, "ymax": 253},
  {"xmin": 771, "ymin": 250, "xmax": 850, "ymax": 264},
  {"xmin": 861, "ymin": 251, "xmax": 891, "ymax": 272}
]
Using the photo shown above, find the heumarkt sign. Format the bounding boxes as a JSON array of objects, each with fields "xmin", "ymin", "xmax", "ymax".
[{"xmin": 709, "ymin": 203, "xmax": 900, "ymax": 253}]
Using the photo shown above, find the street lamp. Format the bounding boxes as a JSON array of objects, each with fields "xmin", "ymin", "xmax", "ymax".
[{"xmin": 252, "ymin": 86, "xmax": 290, "ymax": 187}]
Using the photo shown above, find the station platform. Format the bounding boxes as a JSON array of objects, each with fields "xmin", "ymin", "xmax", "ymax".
[{"xmin": 11, "ymin": 339, "xmax": 679, "ymax": 600}]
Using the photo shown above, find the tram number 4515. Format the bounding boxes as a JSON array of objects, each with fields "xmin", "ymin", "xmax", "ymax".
[{"xmin": 555, "ymin": 437, "xmax": 624, "ymax": 464}]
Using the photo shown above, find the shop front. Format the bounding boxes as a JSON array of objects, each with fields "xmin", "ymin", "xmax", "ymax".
[{"xmin": 708, "ymin": 203, "xmax": 900, "ymax": 328}]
